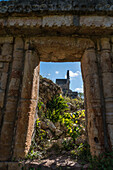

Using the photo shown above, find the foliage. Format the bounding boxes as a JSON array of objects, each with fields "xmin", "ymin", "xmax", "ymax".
[
  {"xmin": 46, "ymin": 95, "xmax": 69, "ymax": 123},
  {"xmin": 64, "ymin": 96, "xmax": 84, "ymax": 110},
  {"xmin": 27, "ymin": 95, "xmax": 86, "ymax": 162},
  {"xmin": 36, "ymin": 118, "xmax": 47, "ymax": 142},
  {"xmin": 89, "ymin": 151, "xmax": 113, "ymax": 170},
  {"xmin": 37, "ymin": 95, "xmax": 86, "ymax": 144},
  {"xmin": 26, "ymin": 150, "xmax": 42, "ymax": 160},
  {"xmin": 37, "ymin": 101, "xmax": 46, "ymax": 119},
  {"xmin": 76, "ymin": 142, "xmax": 91, "ymax": 163},
  {"xmin": 62, "ymin": 138, "xmax": 75, "ymax": 151},
  {"xmin": 38, "ymin": 95, "xmax": 85, "ymax": 143},
  {"xmin": 26, "ymin": 119, "xmax": 47, "ymax": 160},
  {"xmin": 60, "ymin": 110, "xmax": 85, "ymax": 143}
]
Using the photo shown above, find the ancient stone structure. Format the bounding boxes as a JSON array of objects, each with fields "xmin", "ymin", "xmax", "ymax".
[
  {"xmin": 56, "ymin": 70, "xmax": 78, "ymax": 98},
  {"xmin": 39, "ymin": 76, "xmax": 62, "ymax": 105},
  {"xmin": 0, "ymin": 0, "xmax": 113, "ymax": 168}
]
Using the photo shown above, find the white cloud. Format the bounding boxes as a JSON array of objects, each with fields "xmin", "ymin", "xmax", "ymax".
[
  {"xmin": 65, "ymin": 70, "xmax": 81, "ymax": 78},
  {"xmin": 75, "ymin": 87, "xmax": 84, "ymax": 93},
  {"xmin": 48, "ymin": 73, "xmax": 51, "ymax": 76},
  {"xmin": 55, "ymin": 71, "xmax": 59, "ymax": 74},
  {"xmin": 70, "ymin": 71, "xmax": 81, "ymax": 77}
]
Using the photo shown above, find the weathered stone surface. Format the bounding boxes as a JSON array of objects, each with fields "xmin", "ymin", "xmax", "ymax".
[
  {"xmin": 4, "ymin": 97, "xmax": 18, "ymax": 122},
  {"xmin": 0, "ymin": 144, "xmax": 12, "ymax": 161},
  {"xmin": 81, "ymin": 49, "xmax": 97, "ymax": 79},
  {"xmin": 39, "ymin": 76, "xmax": 62, "ymax": 105},
  {"xmin": 0, "ymin": 37, "xmax": 13, "ymax": 44},
  {"xmin": 1, "ymin": 72, "xmax": 8, "ymax": 90},
  {"xmin": 0, "ymin": 63, "xmax": 9, "ymax": 72},
  {"xmin": 0, "ymin": 62, "xmax": 3, "ymax": 68},
  {"xmin": 0, "ymin": 0, "xmax": 113, "ymax": 14},
  {"xmin": 8, "ymin": 78, "xmax": 20, "ymax": 97},
  {"xmin": 13, "ymin": 99, "xmax": 37, "ymax": 159},
  {"xmin": 106, "ymin": 113, "xmax": 113, "ymax": 124},
  {"xmin": 2, "ymin": 44, "xmax": 13, "ymax": 56},
  {"xmin": 0, "ymin": 108, "xmax": 2, "ymax": 127},
  {"xmin": 85, "ymin": 74, "xmax": 101, "ymax": 102},
  {"xmin": 80, "ymin": 16, "xmax": 113, "ymax": 28},
  {"xmin": 0, "ymin": 162, "xmax": 7, "ymax": 170},
  {"xmin": 108, "ymin": 124, "xmax": 113, "ymax": 146},
  {"xmin": 14, "ymin": 38, "xmax": 24, "ymax": 50},
  {"xmin": 0, "ymin": 90, "xmax": 5, "ymax": 108},
  {"xmin": 101, "ymin": 38, "xmax": 110, "ymax": 50},
  {"xmin": 21, "ymin": 50, "xmax": 39, "ymax": 99},
  {"xmin": 12, "ymin": 58, "xmax": 23, "ymax": 70},
  {"xmin": 29, "ymin": 37, "xmax": 94, "ymax": 62},
  {"xmin": 0, "ymin": 13, "xmax": 113, "ymax": 164},
  {"xmin": 42, "ymin": 15, "xmax": 73, "ymax": 27},
  {"xmin": 0, "ymin": 38, "xmax": 24, "ymax": 162},
  {"xmin": 0, "ymin": 122, "xmax": 14, "ymax": 145},
  {"xmin": 100, "ymin": 51, "xmax": 112, "ymax": 73},
  {"xmin": 102, "ymin": 73, "xmax": 113, "ymax": 98},
  {"xmin": 0, "ymin": 55, "xmax": 12, "ymax": 62},
  {"xmin": 81, "ymin": 48, "xmax": 105, "ymax": 156},
  {"xmin": 8, "ymin": 162, "xmax": 22, "ymax": 170}
]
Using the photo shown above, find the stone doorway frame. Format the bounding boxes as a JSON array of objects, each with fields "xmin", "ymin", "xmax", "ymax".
[
  {"xmin": 14, "ymin": 36, "xmax": 111, "ymax": 159},
  {"xmin": 0, "ymin": 36, "xmax": 112, "ymax": 162}
]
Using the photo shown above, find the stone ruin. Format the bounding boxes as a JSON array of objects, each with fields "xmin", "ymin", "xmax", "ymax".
[
  {"xmin": 56, "ymin": 70, "xmax": 78, "ymax": 98},
  {"xmin": 39, "ymin": 76, "xmax": 62, "ymax": 105},
  {"xmin": 0, "ymin": 0, "xmax": 113, "ymax": 168}
]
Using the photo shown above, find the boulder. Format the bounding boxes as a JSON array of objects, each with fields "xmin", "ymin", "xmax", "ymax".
[
  {"xmin": 55, "ymin": 129, "xmax": 63, "ymax": 137},
  {"xmin": 46, "ymin": 129, "xmax": 53, "ymax": 139},
  {"xmin": 40, "ymin": 121, "xmax": 48, "ymax": 130},
  {"xmin": 45, "ymin": 119, "xmax": 56, "ymax": 132}
]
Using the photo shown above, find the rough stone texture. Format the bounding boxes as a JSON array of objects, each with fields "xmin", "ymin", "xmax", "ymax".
[
  {"xmin": 0, "ymin": 0, "xmax": 113, "ymax": 14},
  {"xmin": 0, "ymin": 162, "xmax": 22, "ymax": 170},
  {"xmin": 0, "ymin": 1, "xmax": 113, "ymax": 168},
  {"xmin": 81, "ymin": 49, "xmax": 105, "ymax": 156},
  {"xmin": 13, "ymin": 49, "xmax": 40, "ymax": 159},
  {"xmin": 0, "ymin": 38, "xmax": 14, "ymax": 161},
  {"xmin": 0, "ymin": 38, "xmax": 24, "ymax": 161},
  {"xmin": 39, "ymin": 76, "xmax": 62, "ymax": 105},
  {"xmin": 0, "ymin": 35, "xmax": 113, "ymax": 162}
]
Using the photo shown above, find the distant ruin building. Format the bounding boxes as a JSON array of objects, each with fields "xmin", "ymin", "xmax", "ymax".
[{"xmin": 56, "ymin": 70, "xmax": 78, "ymax": 98}]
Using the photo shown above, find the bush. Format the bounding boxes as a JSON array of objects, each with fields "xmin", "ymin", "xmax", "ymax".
[
  {"xmin": 46, "ymin": 95, "xmax": 69, "ymax": 123},
  {"xmin": 60, "ymin": 110, "xmax": 85, "ymax": 143}
]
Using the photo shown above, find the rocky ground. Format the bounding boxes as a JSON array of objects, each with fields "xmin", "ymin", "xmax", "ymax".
[{"xmin": 21, "ymin": 154, "xmax": 89, "ymax": 170}]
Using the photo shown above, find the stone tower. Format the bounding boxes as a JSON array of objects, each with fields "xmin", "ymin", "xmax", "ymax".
[{"xmin": 67, "ymin": 70, "xmax": 70, "ymax": 90}]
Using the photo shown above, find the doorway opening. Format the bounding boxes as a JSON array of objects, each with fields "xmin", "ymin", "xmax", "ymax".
[{"xmin": 27, "ymin": 62, "xmax": 88, "ymax": 167}]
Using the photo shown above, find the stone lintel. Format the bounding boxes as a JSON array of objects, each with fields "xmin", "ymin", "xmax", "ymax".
[{"xmin": 0, "ymin": 15, "xmax": 113, "ymax": 36}]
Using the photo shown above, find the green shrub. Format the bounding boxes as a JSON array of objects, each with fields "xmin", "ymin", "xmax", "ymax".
[
  {"xmin": 60, "ymin": 110, "xmax": 85, "ymax": 143},
  {"xmin": 46, "ymin": 95, "xmax": 69, "ymax": 123}
]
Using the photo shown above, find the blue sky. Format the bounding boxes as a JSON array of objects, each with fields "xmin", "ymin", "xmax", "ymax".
[{"xmin": 40, "ymin": 62, "xmax": 83, "ymax": 93}]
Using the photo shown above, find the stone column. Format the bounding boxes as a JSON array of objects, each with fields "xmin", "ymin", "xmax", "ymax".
[
  {"xmin": 0, "ymin": 38, "xmax": 24, "ymax": 161},
  {"xmin": 100, "ymin": 38, "xmax": 113, "ymax": 149},
  {"xmin": 13, "ymin": 48, "xmax": 40, "ymax": 159},
  {"xmin": 81, "ymin": 48, "xmax": 105, "ymax": 156}
]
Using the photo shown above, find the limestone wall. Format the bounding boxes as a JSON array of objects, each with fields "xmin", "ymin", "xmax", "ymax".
[
  {"xmin": 0, "ymin": 1, "xmax": 113, "ymax": 168},
  {"xmin": 0, "ymin": 37, "xmax": 40, "ymax": 161},
  {"xmin": 0, "ymin": 35, "xmax": 113, "ymax": 164}
]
